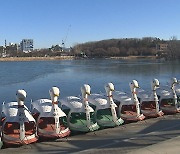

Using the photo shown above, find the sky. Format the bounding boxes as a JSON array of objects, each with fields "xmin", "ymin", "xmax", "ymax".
[{"xmin": 0, "ymin": 0, "xmax": 180, "ymax": 49}]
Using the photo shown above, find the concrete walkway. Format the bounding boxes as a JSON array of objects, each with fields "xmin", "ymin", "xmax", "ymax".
[{"xmin": 128, "ymin": 136, "xmax": 180, "ymax": 154}]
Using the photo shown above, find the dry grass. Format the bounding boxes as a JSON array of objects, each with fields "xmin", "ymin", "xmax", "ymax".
[{"xmin": 0, "ymin": 56, "xmax": 75, "ymax": 62}]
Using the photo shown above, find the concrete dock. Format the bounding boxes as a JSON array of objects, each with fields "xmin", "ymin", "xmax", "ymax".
[{"xmin": 1, "ymin": 114, "xmax": 180, "ymax": 154}]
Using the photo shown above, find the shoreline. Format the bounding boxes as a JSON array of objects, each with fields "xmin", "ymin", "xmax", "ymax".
[
  {"xmin": 0, "ymin": 55, "xmax": 158, "ymax": 62},
  {"xmin": 0, "ymin": 56, "xmax": 75, "ymax": 62},
  {"xmin": 109, "ymin": 55, "xmax": 158, "ymax": 59}
]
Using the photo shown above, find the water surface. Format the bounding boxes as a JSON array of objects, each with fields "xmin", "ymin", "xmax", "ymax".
[{"xmin": 0, "ymin": 59, "xmax": 179, "ymax": 108}]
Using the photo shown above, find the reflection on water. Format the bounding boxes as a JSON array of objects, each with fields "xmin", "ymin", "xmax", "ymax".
[{"xmin": 0, "ymin": 59, "xmax": 179, "ymax": 107}]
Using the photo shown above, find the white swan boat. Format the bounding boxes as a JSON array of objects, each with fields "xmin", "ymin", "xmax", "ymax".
[
  {"xmin": 157, "ymin": 78, "xmax": 180, "ymax": 114},
  {"xmin": 31, "ymin": 87, "xmax": 70, "ymax": 138},
  {"xmin": 88, "ymin": 83, "xmax": 124, "ymax": 128},
  {"xmin": 113, "ymin": 80, "xmax": 145, "ymax": 122},
  {"xmin": 60, "ymin": 84, "xmax": 99, "ymax": 132},
  {"xmin": 1, "ymin": 90, "xmax": 38, "ymax": 145},
  {"xmin": 138, "ymin": 79, "xmax": 164, "ymax": 118}
]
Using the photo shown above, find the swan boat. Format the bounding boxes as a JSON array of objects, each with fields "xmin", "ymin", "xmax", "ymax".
[
  {"xmin": 113, "ymin": 80, "xmax": 145, "ymax": 122},
  {"xmin": 137, "ymin": 79, "xmax": 164, "ymax": 118},
  {"xmin": 31, "ymin": 87, "xmax": 70, "ymax": 138},
  {"xmin": 157, "ymin": 78, "xmax": 180, "ymax": 114},
  {"xmin": 60, "ymin": 84, "xmax": 99, "ymax": 132},
  {"xmin": 1, "ymin": 90, "xmax": 38, "ymax": 145},
  {"xmin": 88, "ymin": 83, "xmax": 124, "ymax": 128}
]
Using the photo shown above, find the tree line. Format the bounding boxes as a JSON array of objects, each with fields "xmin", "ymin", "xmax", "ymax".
[
  {"xmin": 72, "ymin": 37, "xmax": 180, "ymax": 59},
  {"xmin": 1, "ymin": 37, "xmax": 180, "ymax": 60}
]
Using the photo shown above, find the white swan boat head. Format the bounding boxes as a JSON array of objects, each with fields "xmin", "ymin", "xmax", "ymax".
[
  {"xmin": 60, "ymin": 84, "xmax": 99, "ymax": 132},
  {"xmin": 105, "ymin": 82, "xmax": 115, "ymax": 94},
  {"xmin": 129, "ymin": 80, "xmax": 140, "ymax": 92},
  {"xmin": 171, "ymin": 77, "xmax": 178, "ymax": 86},
  {"xmin": 31, "ymin": 86, "xmax": 70, "ymax": 138},
  {"xmin": 152, "ymin": 79, "xmax": 160, "ymax": 90},
  {"xmin": 49, "ymin": 86, "xmax": 60, "ymax": 102},
  {"xmin": 81, "ymin": 84, "xmax": 91, "ymax": 96},
  {"xmin": 16, "ymin": 89, "xmax": 27, "ymax": 105},
  {"xmin": 88, "ymin": 82, "xmax": 124, "ymax": 127},
  {"xmin": 1, "ymin": 89, "xmax": 38, "ymax": 145}
]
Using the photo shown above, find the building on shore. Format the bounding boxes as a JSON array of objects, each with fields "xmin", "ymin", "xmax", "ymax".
[
  {"xmin": 0, "ymin": 46, "xmax": 5, "ymax": 57},
  {"xmin": 0, "ymin": 42, "xmax": 18, "ymax": 57},
  {"xmin": 156, "ymin": 43, "xmax": 168, "ymax": 52},
  {"xmin": 156, "ymin": 43, "xmax": 168, "ymax": 57},
  {"xmin": 20, "ymin": 39, "xmax": 33, "ymax": 53}
]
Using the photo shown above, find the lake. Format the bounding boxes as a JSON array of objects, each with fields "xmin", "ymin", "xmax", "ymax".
[{"xmin": 0, "ymin": 59, "xmax": 179, "ymax": 108}]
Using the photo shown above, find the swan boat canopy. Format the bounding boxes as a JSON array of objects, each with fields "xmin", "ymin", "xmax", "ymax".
[
  {"xmin": 157, "ymin": 78, "xmax": 180, "ymax": 114},
  {"xmin": 113, "ymin": 80, "xmax": 145, "ymax": 122},
  {"xmin": 88, "ymin": 83, "xmax": 124, "ymax": 128},
  {"xmin": 60, "ymin": 84, "xmax": 99, "ymax": 132},
  {"xmin": 31, "ymin": 87, "xmax": 70, "ymax": 138},
  {"xmin": 1, "ymin": 90, "xmax": 38, "ymax": 145},
  {"xmin": 137, "ymin": 79, "xmax": 164, "ymax": 118}
]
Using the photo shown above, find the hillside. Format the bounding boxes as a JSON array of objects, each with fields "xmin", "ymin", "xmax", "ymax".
[{"xmin": 72, "ymin": 37, "xmax": 180, "ymax": 59}]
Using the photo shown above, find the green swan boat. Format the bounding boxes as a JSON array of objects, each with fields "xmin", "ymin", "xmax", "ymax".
[
  {"xmin": 60, "ymin": 84, "xmax": 99, "ymax": 132},
  {"xmin": 88, "ymin": 83, "xmax": 124, "ymax": 128}
]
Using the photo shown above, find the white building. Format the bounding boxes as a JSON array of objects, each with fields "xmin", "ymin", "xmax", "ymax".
[{"xmin": 20, "ymin": 39, "xmax": 33, "ymax": 52}]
